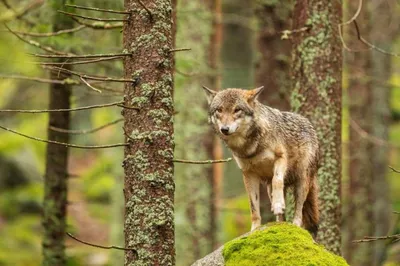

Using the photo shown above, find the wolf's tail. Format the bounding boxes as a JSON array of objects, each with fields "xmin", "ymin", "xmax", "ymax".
[{"xmin": 302, "ymin": 179, "xmax": 319, "ymax": 238}]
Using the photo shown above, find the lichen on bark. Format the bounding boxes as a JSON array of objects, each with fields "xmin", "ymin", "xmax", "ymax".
[
  {"xmin": 290, "ymin": 0, "xmax": 342, "ymax": 255},
  {"xmin": 123, "ymin": 0, "xmax": 175, "ymax": 265}
]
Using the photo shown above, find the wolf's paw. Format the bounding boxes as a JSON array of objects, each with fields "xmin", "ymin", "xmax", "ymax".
[
  {"xmin": 271, "ymin": 202, "xmax": 285, "ymax": 215},
  {"xmin": 293, "ymin": 217, "xmax": 302, "ymax": 227}
]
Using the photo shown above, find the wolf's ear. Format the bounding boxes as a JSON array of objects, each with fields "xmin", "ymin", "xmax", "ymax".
[
  {"xmin": 202, "ymin": 86, "xmax": 217, "ymax": 104},
  {"xmin": 247, "ymin": 86, "xmax": 264, "ymax": 102}
]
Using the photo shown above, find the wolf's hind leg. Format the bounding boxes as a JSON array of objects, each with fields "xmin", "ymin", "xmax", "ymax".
[
  {"xmin": 271, "ymin": 155, "xmax": 287, "ymax": 219},
  {"xmin": 243, "ymin": 173, "xmax": 261, "ymax": 231},
  {"xmin": 293, "ymin": 169, "xmax": 309, "ymax": 227}
]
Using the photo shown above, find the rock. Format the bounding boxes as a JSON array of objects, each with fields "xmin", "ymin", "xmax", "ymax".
[{"xmin": 192, "ymin": 222, "xmax": 349, "ymax": 266}]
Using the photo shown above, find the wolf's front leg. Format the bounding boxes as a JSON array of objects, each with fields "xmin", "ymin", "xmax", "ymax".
[
  {"xmin": 243, "ymin": 173, "xmax": 261, "ymax": 231},
  {"xmin": 272, "ymin": 155, "xmax": 287, "ymax": 221}
]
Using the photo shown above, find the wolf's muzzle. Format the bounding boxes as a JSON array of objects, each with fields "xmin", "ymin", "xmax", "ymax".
[{"xmin": 220, "ymin": 126, "xmax": 230, "ymax": 135}]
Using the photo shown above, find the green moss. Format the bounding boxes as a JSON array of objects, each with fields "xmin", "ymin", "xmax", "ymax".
[{"xmin": 222, "ymin": 223, "xmax": 348, "ymax": 266}]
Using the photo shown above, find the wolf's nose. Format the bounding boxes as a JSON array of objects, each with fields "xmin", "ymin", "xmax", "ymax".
[{"xmin": 220, "ymin": 126, "xmax": 230, "ymax": 135}]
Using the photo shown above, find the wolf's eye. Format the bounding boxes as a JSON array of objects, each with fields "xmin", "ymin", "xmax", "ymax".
[
  {"xmin": 216, "ymin": 108, "xmax": 222, "ymax": 113},
  {"xmin": 234, "ymin": 108, "xmax": 242, "ymax": 114}
]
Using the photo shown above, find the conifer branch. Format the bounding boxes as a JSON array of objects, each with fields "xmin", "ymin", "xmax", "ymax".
[
  {"xmin": 30, "ymin": 52, "xmax": 131, "ymax": 59},
  {"xmin": 70, "ymin": 17, "xmax": 123, "ymax": 29},
  {"xmin": 8, "ymin": 25, "xmax": 86, "ymax": 37}
]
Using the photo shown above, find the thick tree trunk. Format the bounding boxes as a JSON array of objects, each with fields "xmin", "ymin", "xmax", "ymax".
[
  {"xmin": 255, "ymin": 0, "xmax": 293, "ymax": 224},
  {"xmin": 42, "ymin": 1, "xmax": 72, "ymax": 265},
  {"xmin": 290, "ymin": 0, "xmax": 342, "ymax": 255},
  {"xmin": 123, "ymin": 0, "xmax": 175, "ymax": 265},
  {"xmin": 343, "ymin": 2, "xmax": 374, "ymax": 265}
]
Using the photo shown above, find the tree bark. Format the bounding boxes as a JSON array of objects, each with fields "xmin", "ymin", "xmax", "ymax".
[
  {"xmin": 42, "ymin": 1, "xmax": 72, "ymax": 265},
  {"xmin": 123, "ymin": 0, "xmax": 175, "ymax": 265},
  {"xmin": 290, "ymin": 0, "xmax": 342, "ymax": 255}
]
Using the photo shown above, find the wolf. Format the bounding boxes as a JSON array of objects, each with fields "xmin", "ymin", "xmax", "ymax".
[{"xmin": 203, "ymin": 86, "xmax": 320, "ymax": 235}]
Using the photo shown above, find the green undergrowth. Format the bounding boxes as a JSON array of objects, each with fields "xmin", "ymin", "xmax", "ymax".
[{"xmin": 222, "ymin": 222, "xmax": 348, "ymax": 266}]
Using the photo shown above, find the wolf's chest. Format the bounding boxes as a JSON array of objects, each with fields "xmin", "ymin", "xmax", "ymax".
[{"xmin": 233, "ymin": 149, "xmax": 276, "ymax": 179}]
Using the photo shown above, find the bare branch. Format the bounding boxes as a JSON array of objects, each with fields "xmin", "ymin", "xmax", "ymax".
[
  {"xmin": 353, "ymin": 20, "xmax": 400, "ymax": 57},
  {"xmin": 172, "ymin": 158, "xmax": 232, "ymax": 164},
  {"xmin": 168, "ymin": 48, "xmax": 191, "ymax": 53},
  {"xmin": 280, "ymin": 27, "xmax": 309, "ymax": 40},
  {"xmin": 80, "ymin": 77, "xmax": 101, "ymax": 93},
  {"xmin": 0, "ymin": 101, "xmax": 124, "ymax": 113},
  {"xmin": 58, "ymin": 10, "xmax": 128, "ymax": 22},
  {"xmin": 341, "ymin": 0, "xmax": 362, "ymax": 27},
  {"xmin": 0, "ymin": 74, "xmax": 79, "ymax": 85},
  {"xmin": 5, "ymin": 24, "xmax": 71, "ymax": 55},
  {"xmin": 65, "ymin": 4, "xmax": 131, "ymax": 15},
  {"xmin": 30, "ymin": 52, "xmax": 130, "ymax": 59},
  {"xmin": 394, "ymin": 211, "xmax": 400, "ymax": 214},
  {"xmin": 137, "ymin": 0, "xmax": 153, "ymax": 20},
  {"xmin": 70, "ymin": 17, "xmax": 123, "ymax": 29},
  {"xmin": 350, "ymin": 118, "xmax": 400, "ymax": 149},
  {"xmin": 8, "ymin": 25, "xmax": 86, "ymax": 37},
  {"xmin": 67, "ymin": 233, "xmax": 136, "ymax": 251},
  {"xmin": 35, "ymin": 56, "xmax": 123, "ymax": 66},
  {"xmin": 0, "ymin": 124, "xmax": 127, "ymax": 149},
  {"xmin": 50, "ymin": 118, "xmax": 123, "ymax": 134},
  {"xmin": 44, "ymin": 66, "xmax": 135, "ymax": 83},
  {"xmin": 0, "ymin": 0, "xmax": 44, "ymax": 23},
  {"xmin": 353, "ymin": 234, "xmax": 400, "ymax": 243},
  {"xmin": 389, "ymin": 166, "xmax": 400, "ymax": 174}
]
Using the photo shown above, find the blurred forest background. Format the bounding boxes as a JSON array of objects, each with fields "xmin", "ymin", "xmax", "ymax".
[{"xmin": 0, "ymin": 0, "xmax": 399, "ymax": 265}]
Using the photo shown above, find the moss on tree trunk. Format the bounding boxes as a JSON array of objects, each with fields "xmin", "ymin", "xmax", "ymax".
[
  {"xmin": 123, "ymin": 0, "xmax": 175, "ymax": 265},
  {"xmin": 290, "ymin": 0, "xmax": 342, "ymax": 255}
]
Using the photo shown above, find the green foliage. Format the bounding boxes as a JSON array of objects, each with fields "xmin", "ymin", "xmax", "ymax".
[
  {"xmin": 222, "ymin": 195, "xmax": 251, "ymax": 243},
  {"xmin": 223, "ymin": 223, "xmax": 349, "ymax": 266}
]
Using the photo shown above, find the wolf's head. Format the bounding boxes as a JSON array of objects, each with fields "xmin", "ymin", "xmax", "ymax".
[{"xmin": 203, "ymin": 87, "xmax": 264, "ymax": 138}]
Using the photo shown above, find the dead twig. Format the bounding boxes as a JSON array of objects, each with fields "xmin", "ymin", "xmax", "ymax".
[
  {"xmin": 172, "ymin": 158, "xmax": 232, "ymax": 164},
  {"xmin": 0, "ymin": 125, "xmax": 127, "ymax": 149},
  {"xmin": 65, "ymin": 4, "xmax": 131, "ymax": 15},
  {"xmin": 137, "ymin": 0, "xmax": 152, "ymax": 20},
  {"xmin": 0, "ymin": 0, "xmax": 44, "ymax": 23},
  {"xmin": 35, "ymin": 56, "xmax": 123, "ymax": 66},
  {"xmin": 0, "ymin": 74, "xmax": 78, "ymax": 85},
  {"xmin": 44, "ymin": 66, "xmax": 134, "ymax": 83},
  {"xmin": 70, "ymin": 17, "xmax": 123, "ymax": 29},
  {"xmin": 30, "ymin": 52, "xmax": 130, "ymax": 59},
  {"xmin": 0, "ymin": 101, "xmax": 124, "ymax": 113},
  {"xmin": 50, "ymin": 118, "xmax": 123, "ymax": 135},
  {"xmin": 58, "ymin": 10, "xmax": 128, "ymax": 22},
  {"xmin": 353, "ymin": 234, "xmax": 400, "ymax": 243},
  {"xmin": 389, "ymin": 166, "xmax": 400, "ymax": 174},
  {"xmin": 5, "ymin": 24, "xmax": 71, "ymax": 55},
  {"xmin": 7, "ymin": 25, "xmax": 86, "ymax": 37}
]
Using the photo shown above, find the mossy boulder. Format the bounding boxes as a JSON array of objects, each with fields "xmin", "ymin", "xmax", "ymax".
[{"xmin": 192, "ymin": 222, "xmax": 348, "ymax": 266}]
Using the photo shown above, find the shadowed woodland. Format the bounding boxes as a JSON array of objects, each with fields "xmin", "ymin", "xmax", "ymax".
[{"xmin": 0, "ymin": 0, "xmax": 399, "ymax": 265}]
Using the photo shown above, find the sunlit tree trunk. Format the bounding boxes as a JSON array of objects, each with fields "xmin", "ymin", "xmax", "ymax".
[
  {"xmin": 123, "ymin": 0, "xmax": 175, "ymax": 265},
  {"xmin": 42, "ymin": 1, "xmax": 72, "ymax": 265},
  {"xmin": 290, "ymin": 0, "xmax": 342, "ymax": 255}
]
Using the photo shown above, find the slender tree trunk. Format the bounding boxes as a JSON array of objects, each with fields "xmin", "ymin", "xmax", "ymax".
[
  {"xmin": 255, "ymin": 0, "xmax": 293, "ymax": 224},
  {"xmin": 290, "ymin": 0, "xmax": 342, "ymax": 255},
  {"xmin": 370, "ymin": 1, "xmax": 392, "ymax": 264},
  {"xmin": 42, "ymin": 1, "xmax": 72, "ymax": 265},
  {"xmin": 221, "ymin": 0, "xmax": 254, "ymax": 200},
  {"xmin": 123, "ymin": 0, "xmax": 175, "ymax": 265},
  {"xmin": 344, "ymin": 2, "xmax": 373, "ymax": 264},
  {"xmin": 207, "ymin": 0, "xmax": 223, "ymax": 250}
]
